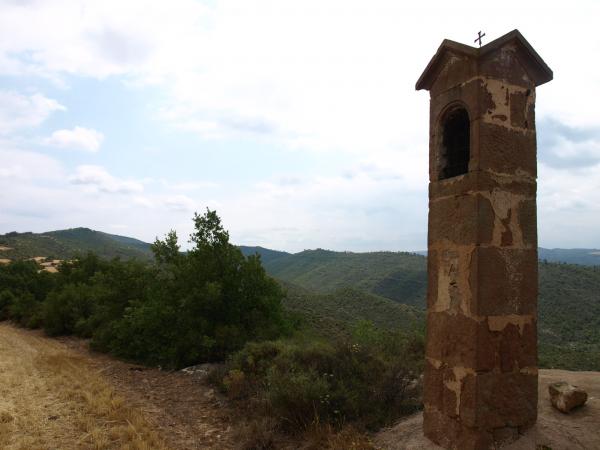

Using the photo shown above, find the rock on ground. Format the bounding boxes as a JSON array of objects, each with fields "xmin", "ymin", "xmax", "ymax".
[
  {"xmin": 549, "ymin": 381, "xmax": 588, "ymax": 413},
  {"xmin": 374, "ymin": 369, "xmax": 599, "ymax": 450}
]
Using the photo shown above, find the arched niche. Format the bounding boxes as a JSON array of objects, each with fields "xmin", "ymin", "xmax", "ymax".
[{"xmin": 438, "ymin": 106, "xmax": 470, "ymax": 180}]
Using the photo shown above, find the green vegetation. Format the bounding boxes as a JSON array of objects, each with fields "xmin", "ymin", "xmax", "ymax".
[
  {"xmin": 259, "ymin": 249, "xmax": 427, "ymax": 308},
  {"xmin": 538, "ymin": 261, "xmax": 600, "ymax": 370},
  {"xmin": 0, "ymin": 211, "xmax": 289, "ymax": 369},
  {"xmin": 281, "ymin": 282, "xmax": 425, "ymax": 339},
  {"xmin": 217, "ymin": 323, "xmax": 423, "ymax": 434},
  {"xmin": 0, "ymin": 228, "xmax": 153, "ymax": 261},
  {"xmin": 247, "ymin": 246, "xmax": 600, "ymax": 371},
  {"xmin": 239, "ymin": 246, "xmax": 290, "ymax": 264}
]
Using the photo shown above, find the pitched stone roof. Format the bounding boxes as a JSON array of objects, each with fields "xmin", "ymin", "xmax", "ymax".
[{"xmin": 416, "ymin": 29, "xmax": 553, "ymax": 91}]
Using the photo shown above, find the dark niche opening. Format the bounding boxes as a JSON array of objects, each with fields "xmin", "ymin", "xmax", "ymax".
[{"xmin": 440, "ymin": 107, "xmax": 470, "ymax": 179}]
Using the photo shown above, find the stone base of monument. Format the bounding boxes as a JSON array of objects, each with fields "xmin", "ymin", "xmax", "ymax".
[{"xmin": 374, "ymin": 369, "xmax": 599, "ymax": 450}]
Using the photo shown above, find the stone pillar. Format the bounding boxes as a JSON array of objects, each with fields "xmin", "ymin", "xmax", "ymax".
[{"xmin": 415, "ymin": 30, "xmax": 553, "ymax": 449}]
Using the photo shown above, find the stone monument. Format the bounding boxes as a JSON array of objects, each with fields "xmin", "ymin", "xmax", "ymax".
[{"xmin": 415, "ymin": 30, "xmax": 552, "ymax": 449}]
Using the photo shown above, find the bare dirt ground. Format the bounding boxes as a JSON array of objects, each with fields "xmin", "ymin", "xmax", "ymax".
[
  {"xmin": 2, "ymin": 322, "xmax": 597, "ymax": 450},
  {"xmin": 58, "ymin": 337, "xmax": 237, "ymax": 450},
  {"xmin": 374, "ymin": 369, "xmax": 600, "ymax": 450},
  {"xmin": 0, "ymin": 323, "xmax": 236, "ymax": 450},
  {"xmin": 0, "ymin": 323, "xmax": 169, "ymax": 450}
]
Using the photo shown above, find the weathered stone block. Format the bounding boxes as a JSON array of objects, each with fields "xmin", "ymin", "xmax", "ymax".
[
  {"xmin": 426, "ymin": 310, "xmax": 536, "ymax": 373},
  {"xmin": 429, "ymin": 171, "xmax": 537, "ymax": 199},
  {"xmin": 423, "ymin": 359, "xmax": 444, "ymax": 408},
  {"xmin": 479, "ymin": 49, "xmax": 535, "ymax": 89},
  {"xmin": 430, "ymin": 79, "xmax": 490, "ymax": 124},
  {"xmin": 549, "ymin": 381, "xmax": 588, "ymax": 413},
  {"xmin": 426, "ymin": 249, "xmax": 439, "ymax": 310},
  {"xmin": 517, "ymin": 197, "xmax": 537, "ymax": 247},
  {"xmin": 474, "ymin": 372, "xmax": 537, "ymax": 429},
  {"xmin": 497, "ymin": 320, "xmax": 537, "ymax": 371},
  {"xmin": 429, "ymin": 52, "xmax": 478, "ymax": 97},
  {"xmin": 469, "ymin": 247, "xmax": 538, "ymax": 316},
  {"xmin": 479, "ymin": 122, "xmax": 537, "ymax": 177},
  {"xmin": 428, "ymin": 194, "xmax": 494, "ymax": 246},
  {"xmin": 510, "ymin": 91, "xmax": 529, "ymax": 129},
  {"xmin": 424, "ymin": 407, "xmax": 494, "ymax": 450},
  {"xmin": 426, "ymin": 312, "xmax": 477, "ymax": 367}
]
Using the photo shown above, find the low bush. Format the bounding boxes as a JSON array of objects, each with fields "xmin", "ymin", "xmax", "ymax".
[{"xmin": 217, "ymin": 321, "xmax": 424, "ymax": 433}]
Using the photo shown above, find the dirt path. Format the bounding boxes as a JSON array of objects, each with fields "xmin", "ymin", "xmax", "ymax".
[
  {"xmin": 374, "ymin": 369, "xmax": 600, "ymax": 450},
  {"xmin": 0, "ymin": 324, "xmax": 236, "ymax": 450},
  {"xmin": 58, "ymin": 337, "xmax": 237, "ymax": 450}
]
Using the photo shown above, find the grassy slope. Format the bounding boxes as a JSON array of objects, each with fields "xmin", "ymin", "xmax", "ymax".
[
  {"xmin": 538, "ymin": 262, "xmax": 600, "ymax": 370},
  {"xmin": 256, "ymin": 248, "xmax": 600, "ymax": 370},
  {"xmin": 0, "ymin": 228, "xmax": 153, "ymax": 261},
  {"xmin": 281, "ymin": 281, "xmax": 425, "ymax": 338},
  {"xmin": 265, "ymin": 249, "xmax": 427, "ymax": 308}
]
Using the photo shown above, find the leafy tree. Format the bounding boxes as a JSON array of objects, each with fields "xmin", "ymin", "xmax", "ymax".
[{"xmin": 98, "ymin": 209, "xmax": 289, "ymax": 368}]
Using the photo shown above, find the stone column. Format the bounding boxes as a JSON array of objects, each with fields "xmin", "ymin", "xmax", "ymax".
[{"xmin": 415, "ymin": 30, "xmax": 553, "ymax": 449}]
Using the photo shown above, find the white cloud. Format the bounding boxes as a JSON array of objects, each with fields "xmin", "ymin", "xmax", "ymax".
[
  {"xmin": 0, "ymin": 90, "xmax": 65, "ymax": 134},
  {"xmin": 2, "ymin": 0, "xmax": 598, "ymax": 156},
  {"xmin": 69, "ymin": 165, "xmax": 143, "ymax": 194},
  {"xmin": 162, "ymin": 194, "xmax": 197, "ymax": 212},
  {"xmin": 1, "ymin": 0, "xmax": 599, "ymax": 250},
  {"xmin": 44, "ymin": 126, "xmax": 104, "ymax": 152},
  {"xmin": 538, "ymin": 162, "xmax": 600, "ymax": 248},
  {"xmin": 159, "ymin": 179, "xmax": 219, "ymax": 191},
  {"xmin": 0, "ymin": 146, "xmax": 64, "ymax": 181}
]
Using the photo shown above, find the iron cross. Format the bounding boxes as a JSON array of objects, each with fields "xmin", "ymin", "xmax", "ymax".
[{"xmin": 475, "ymin": 31, "xmax": 486, "ymax": 47}]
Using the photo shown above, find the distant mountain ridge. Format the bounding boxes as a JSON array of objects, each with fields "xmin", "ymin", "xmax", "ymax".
[
  {"xmin": 538, "ymin": 247, "xmax": 600, "ymax": 266},
  {"xmin": 0, "ymin": 228, "xmax": 153, "ymax": 261}
]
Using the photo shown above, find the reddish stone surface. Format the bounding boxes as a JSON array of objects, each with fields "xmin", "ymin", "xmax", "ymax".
[
  {"xmin": 419, "ymin": 30, "xmax": 550, "ymax": 450},
  {"xmin": 510, "ymin": 91, "xmax": 529, "ymax": 129},
  {"xmin": 475, "ymin": 372, "xmax": 538, "ymax": 429},
  {"xmin": 518, "ymin": 198, "xmax": 537, "ymax": 247},
  {"xmin": 429, "ymin": 171, "xmax": 536, "ymax": 199},
  {"xmin": 478, "ymin": 48, "xmax": 535, "ymax": 89},
  {"xmin": 428, "ymin": 194, "xmax": 494, "ymax": 246},
  {"xmin": 478, "ymin": 122, "xmax": 537, "ymax": 177},
  {"xmin": 429, "ymin": 52, "xmax": 478, "ymax": 97},
  {"xmin": 424, "ymin": 407, "xmax": 494, "ymax": 450},
  {"xmin": 469, "ymin": 247, "xmax": 538, "ymax": 316},
  {"xmin": 426, "ymin": 250, "xmax": 439, "ymax": 310}
]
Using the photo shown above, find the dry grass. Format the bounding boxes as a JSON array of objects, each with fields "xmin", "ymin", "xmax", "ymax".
[
  {"xmin": 0, "ymin": 323, "xmax": 170, "ymax": 450},
  {"xmin": 233, "ymin": 415, "xmax": 376, "ymax": 450}
]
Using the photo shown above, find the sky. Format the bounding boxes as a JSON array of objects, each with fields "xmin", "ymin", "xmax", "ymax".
[{"xmin": 0, "ymin": 0, "xmax": 599, "ymax": 253}]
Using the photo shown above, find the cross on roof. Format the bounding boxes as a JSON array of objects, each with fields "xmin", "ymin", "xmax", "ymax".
[{"xmin": 475, "ymin": 31, "xmax": 486, "ymax": 47}]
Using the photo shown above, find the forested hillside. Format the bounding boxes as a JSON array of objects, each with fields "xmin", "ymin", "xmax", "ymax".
[
  {"xmin": 539, "ymin": 247, "xmax": 600, "ymax": 266},
  {"xmin": 281, "ymin": 282, "xmax": 425, "ymax": 338},
  {"xmin": 248, "ymin": 246, "xmax": 600, "ymax": 370},
  {"xmin": 259, "ymin": 249, "xmax": 427, "ymax": 308},
  {"xmin": 0, "ymin": 228, "xmax": 153, "ymax": 261}
]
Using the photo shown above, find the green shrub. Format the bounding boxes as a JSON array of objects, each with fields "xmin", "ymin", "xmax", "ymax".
[
  {"xmin": 43, "ymin": 283, "xmax": 94, "ymax": 336},
  {"xmin": 8, "ymin": 291, "xmax": 42, "ymax": 328},
  {"xmin": 0, "ymin": 289, "xmax": 16, "ymax": 320},
  {"xmin": 220, "ymin": 323, "xmax": 423, "ymax": 432}
]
